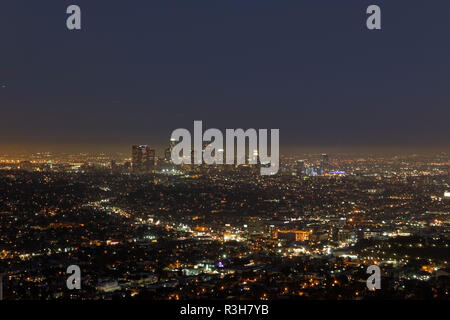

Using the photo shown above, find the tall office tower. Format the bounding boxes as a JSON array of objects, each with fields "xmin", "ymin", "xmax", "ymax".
[
  {"xmin": 296, "ymin": 160, "xmax": 305, "ymax": 176},
  {"xmin": 132, "ymin": 145, "xmax": 155, "ymax": 173},
  {"xmin": 170, "ymin": 138, "xmax": 177, "ymax": 151},
  {"xmin": 250, "ymin": 149, "xmax": 258, "ymax": 165},
  {"xmin": 164, "ymin": 138, "xmax": 178, "ymax": 164},
  {"xmin": 146, "ymin": 148, "xmax": 156, "ymax": 173},
  {"xmin": 132, "ymin": 145, "xmax": 143, "ymax": 172},
  {"xmin": 321, "ymin": 153, "xmax": 329, "ymax": 172},
  {"xmin": 164, "ymin": 147, "xmax": 171, "ymax": 163}
]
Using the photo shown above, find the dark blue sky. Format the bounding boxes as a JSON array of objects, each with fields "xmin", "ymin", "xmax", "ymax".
[{"xmin": 1, "ymin": 0, "xmax": 449, "ymax": 153}]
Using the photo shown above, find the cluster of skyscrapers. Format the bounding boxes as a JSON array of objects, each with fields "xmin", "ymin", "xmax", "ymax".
[
  {"xmin": 131, "ymin": 142, "xmax": 329, "ymax": 177},
  {"xmin": 131, "ymin": 145, "xmax": 156, "ymax": 173},
  {"xmin": 295, "ymin": 154, "xmax": 329, "ymax": 176}
]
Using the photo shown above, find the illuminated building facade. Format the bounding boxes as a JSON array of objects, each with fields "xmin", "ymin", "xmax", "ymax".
[
  {"xmin": 321, "ymin": 153, "xmax": 329, "ymax": 172},
  {"xmin": 275, "ymin": 229, "xmax": 311, "ymax": 242}
]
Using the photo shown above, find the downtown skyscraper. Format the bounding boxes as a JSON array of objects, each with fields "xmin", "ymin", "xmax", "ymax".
[{"xmin": 132, "ymin": 145, "xmax": 155, "ymax": 173}]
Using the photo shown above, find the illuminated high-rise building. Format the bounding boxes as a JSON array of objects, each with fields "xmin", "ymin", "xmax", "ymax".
[
  {"xmin": 165, "ymin": 138, "xmax": 178, "ymax": 164},
  {"xmin": 321, "ymin": 153, "xmax": 329, "ymax": 172},
  {"xmin": 132, "ymin": 145, "xmax": 155, "ymax": 173},
  {"xmin": 164, "ymin": 148, "xmax": 171, "ymax": 163},
  {"xmin": 170, "ymin": 138, "xmax": 177, "ymax": 150}
]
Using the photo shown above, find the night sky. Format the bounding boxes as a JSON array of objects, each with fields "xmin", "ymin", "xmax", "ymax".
[{"xmin": 1, "ymin": 0, "xmax": 449, "ymax": 153}]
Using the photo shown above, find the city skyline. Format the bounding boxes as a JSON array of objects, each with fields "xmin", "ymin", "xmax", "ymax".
[
  {"xmin": 1, "ymin": 144, "xmax": 450, "ymax": 158},
  {"xmin": 1, "ymin": 0, "xmax": 449, "ymax": 306}
]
